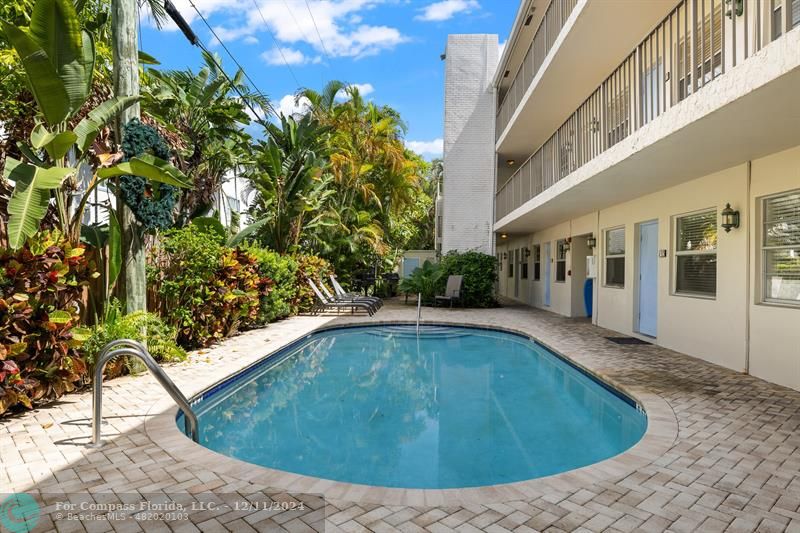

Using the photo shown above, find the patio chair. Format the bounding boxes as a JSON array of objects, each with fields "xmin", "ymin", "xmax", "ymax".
[
  {"xmin": 307, "ymin": 279, "xmax": 374, "ymax": 316},
  {"xmin": 434, "ymin": 275, "xmax": 463, "ymax": 308},
  {"xmin": 318, "ymin": 278, "xmax": 380, "ymax": 313},
  {"xmin": 330, "ymin": 275, "xmax": 383, "ymax": 309}
]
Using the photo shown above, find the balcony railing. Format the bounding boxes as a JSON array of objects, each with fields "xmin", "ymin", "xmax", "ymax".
[
  {"xmin": 496, "ymin": 0, "xmax": 797, "ymax": 222},
  {"xmin": 496, "ymin": 0, "xmax": 579, "ymax": 140}
]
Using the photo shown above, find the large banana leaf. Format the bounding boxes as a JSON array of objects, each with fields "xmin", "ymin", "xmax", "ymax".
[
  {"xmin": 0, "ymin": 20, "xmax": 70, "ymax": 125},
  {"xmin": 227, "ymin": 217, "xmax": 269, "ymax": 247},
  {"xmin": 74, "ymin": 95, "xmax": 139, "ymax": 152},
  {"xmin": 97, "ymin": 155, "xmax": 191, "ymax": 188},
  {"xmin": 5, "ymin": 158, "xmax": 73, "ymax": 250},
  {"xmin": 28, "ymin": 0, "xmax": 93, "ymax": 113},
  {"xmin": 30, "ymin": 123, "xmax": 77, "ymax": 160}
]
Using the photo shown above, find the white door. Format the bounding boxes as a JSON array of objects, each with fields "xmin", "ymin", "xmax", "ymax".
[
  {"xmin": 637, "ymin": 221, "xmax": 658, "ymax": 337},
  {"xmin": 544, "ymin": 242, "xmax": 551, "ymax": 307}
]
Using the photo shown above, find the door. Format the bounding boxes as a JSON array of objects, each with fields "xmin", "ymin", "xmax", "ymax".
[
  {"xmin": 403, "ymin": 258, "xmax": 420, "ymax": 279},
  {"xmin": 637, "ymin": 221, "xmax": 658, "ymax": 337},
  {"xmin": 514, "ymin": 249, "xmax": 520, "ymax": 298},
  {"xmin": 543, "ymin": 242, "xmax": 551, "ymax": 307}
]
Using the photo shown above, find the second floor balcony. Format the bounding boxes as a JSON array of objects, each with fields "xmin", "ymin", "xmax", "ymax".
[{"xmin": 496, "ymin": 0, "xmax": 800, "ymax": 224}]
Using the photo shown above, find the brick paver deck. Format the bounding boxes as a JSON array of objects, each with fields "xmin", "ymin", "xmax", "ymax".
[{"xmin": 2, "ymin": 301, "xmax": 799, "ymax": 532}]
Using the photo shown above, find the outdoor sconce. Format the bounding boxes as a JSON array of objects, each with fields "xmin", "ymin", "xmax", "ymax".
[
  {"xmin": 587, "ymin": 235, "xmax": 597, "ymax": 248},
  {"xmin": 506, "ymin": 159, "xmax": 516, "ymax": 167},
  {"xmin": 524, "ymin": 247, "xmax": 531, "ymax": 257},
  {"xmin": 563, "ymin": 241, "xmax": 571, "ymax": 252},
  {"xmin": 721, "ymin": 203, "xmax": 740, "ymax": 232},
  {"xmin": 503, "ymin": 252, "xmax": 508, "ymax": 259}
]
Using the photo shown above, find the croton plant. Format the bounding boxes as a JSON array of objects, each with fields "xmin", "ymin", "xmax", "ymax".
[{"xmin": 0, "ymin": 230, "xmax": 94, "ymax": 415}]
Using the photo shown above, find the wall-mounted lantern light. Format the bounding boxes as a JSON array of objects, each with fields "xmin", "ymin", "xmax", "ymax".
[
  {"xmin": 503, "ymin": 252, "xmax": 508, "ymax": 259},
  {"xmin": 524, "ymin": 247, "xmax": 531, "ymax": 257},
  {"xmin": 721, "ymin": 203, "xmax": 740, "ymax": 232},
  {"xmin": 587, "ymin": 234, "xmax": 597, "ymax": 248},
  {"xmin": 563, "ymin": 241, "xmax": 571, "ymax": 252}
]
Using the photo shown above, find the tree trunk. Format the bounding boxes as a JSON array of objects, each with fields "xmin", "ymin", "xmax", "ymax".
[{"xmin": 111, "ymin": 0, "xmax": 146, "ymax": 313}]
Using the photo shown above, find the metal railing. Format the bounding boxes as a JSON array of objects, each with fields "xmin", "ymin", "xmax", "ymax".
[
  {"xmin": 416, "ymin": 293, "xmax": 422, "ymax": 335},
  {"xmin": 496, "ymin": 0, "xmax": 791, "ymax": 221},
  {"xmin": 496, "ymin": 0, "xmax": 580, "ymax": 139},
  {"xmin": 90, "ymin": 339, "xmax": 199, "ymax": 447}
]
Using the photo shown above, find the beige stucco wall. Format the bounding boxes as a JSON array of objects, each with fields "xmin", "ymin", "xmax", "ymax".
[
  {"xmin": 495, "ymin": 145, "xmax": 800, "ymax": 388},
  {"xmin": 748, "ymin": 146, "xmax": 800, "ymax": 390}
]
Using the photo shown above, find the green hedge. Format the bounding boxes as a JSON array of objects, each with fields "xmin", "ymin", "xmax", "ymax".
[
  {"xmin": 244, "ymin": 245, "xmax": 298, "ymax": 324},
  {"xmin": 438, "ymin": 251, "xmax": 498, "ymax": 308}
]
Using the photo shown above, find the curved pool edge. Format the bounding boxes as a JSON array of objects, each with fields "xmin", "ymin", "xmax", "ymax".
[{"xmin": 143, "ymin": 319, "xmax": 679, "ymax": 507}]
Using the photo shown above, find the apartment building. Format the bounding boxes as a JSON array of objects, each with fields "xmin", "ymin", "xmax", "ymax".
[{"xmin": 443, "ymin": 0, "xmax": 800, "ymax": 390}]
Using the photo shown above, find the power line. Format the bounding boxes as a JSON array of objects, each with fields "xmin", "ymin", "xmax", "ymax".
[
  {"xmin": 186, "ymin": 0, "xmax": 274, "ymax": 118},
  {"xmin": 304, "ymin": 0, "xmax": 332, "ymax": 62},
  {"xmin": 249, "ymin": 0, "xmax": 303, "ymax": 88}
]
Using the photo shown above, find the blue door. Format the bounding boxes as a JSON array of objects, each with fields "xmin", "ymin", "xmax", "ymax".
[
  {"xmin": 543, "ymin": 242, "xmax": 551, "ymax": 307},
  {"xmin": 638, "ymin": 221, "xmax": 658, "ymax": 337},
  {"xmin": 403, "ymin": 258, "xmax": 420, "ymax": 278}
]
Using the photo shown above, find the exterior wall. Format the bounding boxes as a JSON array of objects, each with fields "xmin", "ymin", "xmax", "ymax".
[
  {"xmin": 748, "ymin": 146, "xmax": 800, "ymax": 390},
  {"xmin": 494, "ymin": 147, "xmax": 800, "ymax": 387},
  {"xmin": 442, "ymin": 34, "xmax": 499, "ymax": 255}
]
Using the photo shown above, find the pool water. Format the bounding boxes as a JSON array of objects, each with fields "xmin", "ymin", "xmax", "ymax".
[{"xmin": 184, "ymin": 325, "xmax": 647, "ymax": 489}]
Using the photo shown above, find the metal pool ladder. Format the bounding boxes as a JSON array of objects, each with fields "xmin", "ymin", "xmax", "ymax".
[
  {"xmin": 89, "ymin": 339, "xmax": 199, "ymax": 447},
  {"xmin": 416, "ymin": 293, "xmax": 422, "ymax": 335}
]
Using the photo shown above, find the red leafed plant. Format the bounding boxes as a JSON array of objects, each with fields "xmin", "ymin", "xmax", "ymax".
[{"xmin": 0, "ymin": 231, "xmax": 95, "ymax": 416}]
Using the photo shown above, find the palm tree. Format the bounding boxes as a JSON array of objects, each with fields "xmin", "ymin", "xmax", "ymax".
[
  {"xmin": 142, "ymin": 51, "xmax": 269, "ymax": 224},
  {"xmin": 245, "ymin": 114, "xmax": 333, "ymax": 254}
]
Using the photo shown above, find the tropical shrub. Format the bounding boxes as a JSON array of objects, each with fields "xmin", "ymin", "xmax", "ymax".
[
  {"xmin": 82, "ymin": 300, "xmax": 186, "ymax": 378},
  {"xmin": 292, "ymin": 254, "xmax": 334, "ymax": 313},
  {"xmin": 148, "ymin": 225, "xmax": 272, "ymax": 348},
  {"xmin": 398, "ymin": 260, "xmax": 443, "ymax": 304},
  {"xmin": 0, "ymin": 231, "xmax": 94, "ymax": 415},
  {"xmin": 438, "ymin": 251, "xmax": 498, "ymax": 308},
  {"xmin": 243, "ymin": 245, "xmax": 298, "ymax": 324}
]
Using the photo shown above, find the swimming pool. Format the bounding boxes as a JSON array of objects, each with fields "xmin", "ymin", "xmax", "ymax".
[{"xmin": 181, "ymin": 325, "xmax": 647, "ymax": 489}]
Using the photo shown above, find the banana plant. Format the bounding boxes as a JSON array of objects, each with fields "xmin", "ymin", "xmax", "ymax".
[{"xmin": 1, "ymin": 0, "xmax": 190, "ymax": 250}]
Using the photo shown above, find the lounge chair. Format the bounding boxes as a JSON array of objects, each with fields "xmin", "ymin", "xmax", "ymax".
[
  {"xmin": 307, "ymin": 279, "xmax": 374, "ymax": 316},
  {"xmin": 318, "ymin": 278, "xmax": 380, "ymax": 313},
  {"xmin": 434, "ymin": 275, "xmax": 463, "ymax": 308},
  {"xmin": 330, "ymin": 275, "xmax": 383, "ymax": 309}
]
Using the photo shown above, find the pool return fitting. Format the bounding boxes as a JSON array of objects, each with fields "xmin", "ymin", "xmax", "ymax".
[{"xmin": 89, "ymin": 339, "xmax": 199, "ymax": 447}]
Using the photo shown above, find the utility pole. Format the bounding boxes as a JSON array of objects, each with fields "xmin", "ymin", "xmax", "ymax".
[{"xmin": 112, "ymin": 0, "xmax": 146, "ymax": 313}]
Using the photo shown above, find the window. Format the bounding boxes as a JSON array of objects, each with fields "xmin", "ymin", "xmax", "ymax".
[
  {"xmin": 533, "ymin": 244, "xmax": 541, "ymax": 281},
  {"xmin": 605, "ymin": 228, "xmax": 625, "ymax": 287},
  {"xmin": 762, "ymin": 190, "xmax": 800, "ymax": 305},
  {"xmin": 508, "ymin": 253, "xmax": 513, "ymax": 277},
  {"xmin": 556, "ymin": 240, "xmax": 567, "ymax": 282},
  {"xmin": 675, "ymin": 209, "xmax": 717, "ymax": 297},
  {"xmin": 521, "ymin": 249, "xmax": 529, "ymax": 279}
]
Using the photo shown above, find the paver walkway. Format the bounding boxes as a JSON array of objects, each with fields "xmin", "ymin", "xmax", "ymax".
[{"xmin": 2, "ymin": 301, "xmax": 800, "ymax": 532}]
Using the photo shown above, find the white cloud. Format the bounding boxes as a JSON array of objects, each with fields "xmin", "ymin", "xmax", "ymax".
[
  {"xmin": 277, "ymin": 94, "xmax": 312, "ymax": 118},
  {"xmin": 262, "ymin": 47, "xmax": 309, "ymax": 66},
  {"xmin": 335, "ymin": 83, "xmax": 375, "ymax": 100},
  {"xmin": 243, "ymin": 35, "xmax": 259, "ymax": 45},
  {"xmin": 406, "ymin": 138, "xmax": 443, "ymax": 156},
  {"xmin": 416, "ymin": 0, "xmax": 480, "ymax": 22},
  {"xmin": 173, "ymin": 0, "xmax": 408, "ymax": 63}
]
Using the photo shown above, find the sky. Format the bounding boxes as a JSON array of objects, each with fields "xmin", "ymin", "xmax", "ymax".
[{"xmin": 140, "ymin": 0, "xmax": 516, "ymax": 159}]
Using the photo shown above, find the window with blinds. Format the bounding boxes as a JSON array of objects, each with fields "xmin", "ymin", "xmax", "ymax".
[
  {"xmin": 762, "ymin": 190, "xmax": 800, "ymax": 305},
  {"xmin": 533, "ymin": 244, "xmax": 541, "ymax": 281},
  {"xmin": 556, "ymin": 240, "xmax": 567, "ymax": 282},
  {"xmin": 605, "ymin": 227, "xmax": 625, "ymax": 287},
  {"xmin": 675, "ymin": 209, "xmax": 717, "ymax": 297},
  {"xmin": 677, "ymin": 1, "xmax": 723, "ymax": 101}
]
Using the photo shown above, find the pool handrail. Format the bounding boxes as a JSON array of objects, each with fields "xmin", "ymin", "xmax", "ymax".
[
  {"xmin": 89, "ymin": 339, "xmax": 199, "ymax": 447},
  {"xmin": 416, "ymin": 293, "xmax": 422, "ymax": 335}
]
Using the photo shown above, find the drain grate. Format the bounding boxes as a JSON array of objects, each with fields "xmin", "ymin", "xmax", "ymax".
[{"xmin": 606, "ymin": 336, "xmax": 652, "ymax": 345}]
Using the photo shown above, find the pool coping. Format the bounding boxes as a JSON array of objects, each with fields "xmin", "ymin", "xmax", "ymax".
[{"xmin": 143, "ymin": 319, "xmax": 679, "ymax": 507}]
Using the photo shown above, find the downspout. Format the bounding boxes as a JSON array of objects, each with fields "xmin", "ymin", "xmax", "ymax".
[
  {"xmin": 594, "ymin": 209, "xmax": 601, "ymax": 326},
  {"xmin": 744, "ymin": 161, "xmax": 752, "ymax": 375}
]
